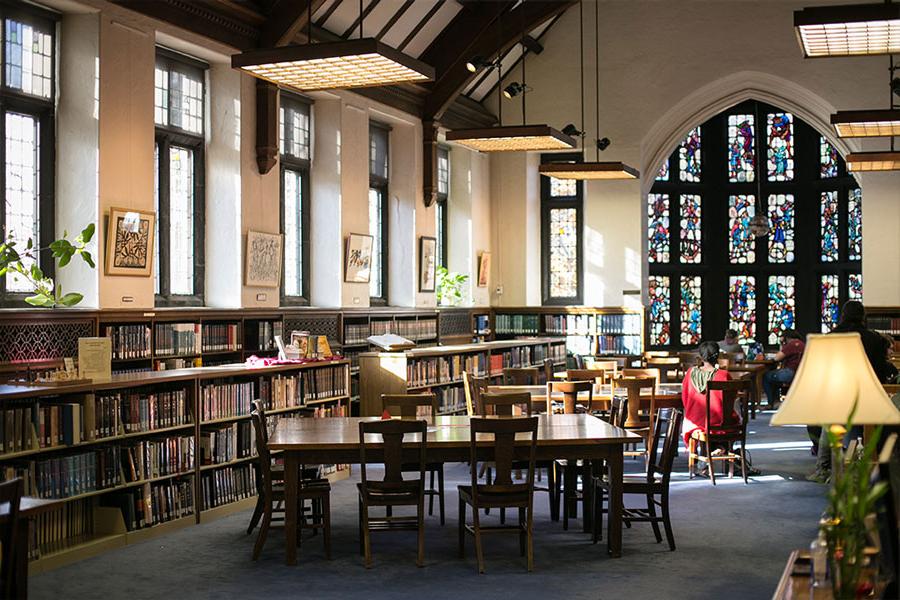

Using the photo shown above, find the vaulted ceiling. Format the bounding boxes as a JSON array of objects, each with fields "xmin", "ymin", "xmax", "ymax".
[{"xmin": 114, "ymin": 0, "xmax": 575, "ymax": 129}]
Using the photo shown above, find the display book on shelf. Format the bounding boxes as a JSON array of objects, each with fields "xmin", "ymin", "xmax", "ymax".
[
  {"xmin": 0, "ymin": 358, "xmax": 349, "ymax": 572},
  {"xmin": 357, "ymin": 338, "xmax": 566, "ymax": 417}
]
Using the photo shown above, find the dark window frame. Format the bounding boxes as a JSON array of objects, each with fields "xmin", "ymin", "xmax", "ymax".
[
  {"xmin": 279, "ymin": 92, "xmax": 312, "ymax": 306},
  {"xmin": 154, "ymin": 49, "xmax": 206, "ymax": 307},
  {"xmin": 647, "ymin": 99, "xmax": 861, "ymax": 350},
  {"xmin": 369, "ymin": 122, "xmax": 390, "ymax": 306},
  {"xmin": 436, "ymin": 145, "xmax": 449, "ymax": 269},
  {"xmin": 541, "ymin": 152, "xmax": 584, "ymax": 306}
]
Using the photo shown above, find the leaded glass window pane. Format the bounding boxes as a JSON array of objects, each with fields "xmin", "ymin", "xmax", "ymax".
[
  {"xmin": 368, "ymin": 187, "xmax": 384, "ymax": 299},
  {"xmin": 4, "ymin": 19, "xmax": 53, "ymax": 99},
  {"xmin": 821, "ymin": 274, "xmax": 840, "ymax": 332},
  {"xmin": 169, "ymin": 69, "xmax": 203, "ymax": 135},
  {"xmin": 437, "ymin": 149, "xmax": 449, "ymax": 195},
  {"xmin": 4, "ymin": 112, "xmax": 39, "ymax": 292},
  {"xmin": 727, "ymin": 114, "xmax": 755, "ymax": 183},
  {"xmin": 168, "ymin": 146, "xmax": 194, "ymax": 296},
  {"xmin": 821, "ymin": 191, "xmax": 839, "ymax": 262},
  {"xmin": 655, "ymin": 161, "xmax": 669, "ymax": 182},
  {"xmin": 767, "ymin": 275, "xmax": 795, "ymax": 345},
  {"xmin": 647, "ymin": 193, "xmax": 669, "ymax": 264},
  {"xmin": 680, "ymin": 275, "xmax": 702, "ymax": 345},
  {"xmin": 767, "ymin": 112, "xmax": 794, "ymax": 181},
  {"xmin": 680, "ymin": 194, "xmax": 701, "ymax": 264},
  {"xmin": 648, "ymin": 275, "xmax": 670, "ymax": 346},
  {"xmin": 370, "ymin": 127, "xmax": 388, "ymax": 179},
  {"xmin": 283, "ymin": 169, "xmax": 303, "ymax": 297},
  {"xmin": 154, "ymin": 66, "xmax": 169, "ymax": 127},
  {"xmin": 728, "ymin": 275, "xmax": 756, "ymax": 340},
  {"xmin": 820, "ymin": 136, "xmax": 838, "ymax": 178},
  {"xmin": 550, "ymin": 177, "xmax": 576, "ymax": 197},
  {"xmin": 728, "ymin": 194, "xmax": 756, "ymax": 264},
  {"xmin": 549, "ymin": 207, "xmax": 578, "ymax": 298},
  {"xmin": 849, "ymin": 273, "xmax": 863, "ymax": 301},
  {"xmin": 279, "ymin": 100, "xmax": 310, "ymax": 160},
  {"xmin": 768, "ymin": 193, "xmax": 795, "ymax": 263},
  {"xmin": 678, "ymin": 127, "xmax": 701, "ymax": 183},
  {"xmin": 848, "ymin": 188, "xmax": 862, "ymax": 261}
]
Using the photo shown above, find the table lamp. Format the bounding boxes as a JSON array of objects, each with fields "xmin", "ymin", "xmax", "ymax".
[{"xmin": 771, "ymin": 333, "xmax": 900, "ymax": 427}]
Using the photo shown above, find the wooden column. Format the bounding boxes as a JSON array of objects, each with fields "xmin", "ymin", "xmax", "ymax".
[
  {"xmin": 422, "ymin": 119, "xmax": 438, "ymax": 208},
  {"xmin": 256, "ymin": 80, "xmax": 278, "ymax": 175}
]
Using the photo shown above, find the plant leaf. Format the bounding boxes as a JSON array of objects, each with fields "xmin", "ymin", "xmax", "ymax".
[
  {"xmin": 30, "ymin": 264, "xmax": 43, "ymax": 281},
  {"xmin": 58, "ymin": 253, "xmax": 72, "ymax": 268},
  {"xmin": 78, "ymin": 223, "xmax": 95, "ymax": 244},
  {"xmin": 24, "ymin": 294, "xmax": 55, "ymax": 307},
  {"xmin": 26, "ymin": 238, "xmax": 33, "ymax": 250},
  {"xmin": 59, "ymin": 292, "xmax": 83, "ymax": 307},
  {"xmin": 79, "ymin": 250, "xmax": 95, "ymax": 269}
]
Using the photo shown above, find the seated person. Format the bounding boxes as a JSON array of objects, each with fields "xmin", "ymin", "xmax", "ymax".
[
  {"xmin": 762, "ymin": 329, "xmax": 805, "ymax": 408},
  {"xmin": 879, "ymin": 333, "xmax": 898, "ymax": 384},
  {"xmin": 718, "ymin": 329, "xmax": 743, "ymax": 355},
  {"xmin": 681, "ymin": 341, "xmax": 735, "ymax": 449}
]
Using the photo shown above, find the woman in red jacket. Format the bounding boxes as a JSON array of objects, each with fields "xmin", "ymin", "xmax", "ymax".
[{"xmin": 681, "ymin": 341, "xmax": 734, "ymax": 448}]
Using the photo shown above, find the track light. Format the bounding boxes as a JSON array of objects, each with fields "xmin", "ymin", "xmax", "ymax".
[
  {"xmin": 503, "ymin": 82, "xmax": 528, "ymax": 99},
  {"xmin": 466, "ymin": 56, "xmax": 497, "ymax": 73},
  {"xmin": 562, "ymin": 124, "xmax": 582, "ymax": 137},
  {"xmin": 893, "ymin": 78, "xmax": 900, "ymax": 98},
  {"xmin": 596, "ymin": 137, "xmax": 611, "ymax": 151},
  {"xmin": 521, "ymin": 35, "xmax": 544, "ymax": 55}
]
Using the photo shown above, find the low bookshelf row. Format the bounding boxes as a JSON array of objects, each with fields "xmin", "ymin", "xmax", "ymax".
[
  {"xmin": 357, "ymin": 339, "xmax": 567, "ymax": 417},
  {"xmin": 0, "ymin": 359, "xmax": 350, "ymax": 570},
  {"xmin": 868, "ymin": 307, "xmax": 900, "ymax": 350}
]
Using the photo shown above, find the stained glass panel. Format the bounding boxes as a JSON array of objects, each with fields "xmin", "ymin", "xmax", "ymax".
[
  {"xmin": 849, "ymin": 273, "xmax": 862, "ymax": 301},
  {"xmin": 728, "ymin": 275, "xmax": 756, "ymax": 340},
  {"xmin": 848, "ymin": 188, "xmax": 862, "ymax": 261},
  {"xmin": 680, "ymin": 276, "xmax": 702, "ymax": 345},
  {"xmin": 767, "ymin": 193, "xmax": 795, "ymax": 263},
  {"xmin": 648, "ymin": 276, "xmax": 671, "ymax": 346},
  {"xmin": 4, "ymin": 20, "xmax": 53, "ymax": 99},
  {"xmin": 820, "ymin": 136, "xmax": 838, "ymax": 178},
  {"xmin": 821, "ymin": 274, "xmax": 840, "ymax": 332},
  {"xmin": 767, "ymin": 275, "xmax": 796, "ymax": 345},
  {"xmin": 728, "ymin": 194, "xmax": 756, "ymax": 264},
  {"xmin": 727, "ymin": 114, "xmax": 755, "ymax": 183},
  {"xmin": 656, "ymin": 161, "xmax": 669, "ymax": 182},
  {"xmin": 821, "ymin": 191, "xmax": 839, "ymax": 262},
  {"xmin": 767, "ymin": 112, "xmax": 794, "ymax": 181},
  {"xmin": 549, "ymin": 207, "xmax": 578, "ymax": 298},
  {"xmin": 678, "ymin": 127, "xmax": 701, "ymax": 183},
  {"xmin": 680, "ymin": 194, "xmax": 701, "ymax": 264},
  {"xmin": 647, "ymin": 194, "xmax": 670, "ymax": 264},
  {"xmin": 550, "ymin": 178, "xmax": 577, "ymax": 197}
]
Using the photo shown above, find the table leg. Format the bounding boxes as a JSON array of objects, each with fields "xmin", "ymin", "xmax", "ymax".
[
  {"xmin": 582, "ymin": 460, "xmax": 597, "ymax": 534},
  {"xmin": 285, "ymin": 452, "xmax": 299, "ymax": 566},
  {"xmin": 607, "ymin": 450, "xmax": 623, "ymax": 558}
]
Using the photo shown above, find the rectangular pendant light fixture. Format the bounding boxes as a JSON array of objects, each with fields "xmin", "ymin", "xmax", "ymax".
[
  {"xmin": 539, "ymin": 161, "xmax": 639, "ymax": 180},
  {"xmin": 232, "ymin": 39, "xmax": 434, "ymax": 91},
  {"xmin": 846, "ymin": 150, "xmax": 900, "ymax": 171},
  {"xmin": 794, "ymin": 3, "xmax": 900, "ymax": 57},
  {"xmin": 446, "ymin": 125, "xmax": 576, "ymax": 152},
  {"xmin": 831, "ymin": 109, "xmax": 900, "ymax": 137}
]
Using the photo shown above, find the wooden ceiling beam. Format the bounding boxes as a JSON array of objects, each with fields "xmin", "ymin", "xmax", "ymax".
[
  {"xmin": 376, "ymin": 0, "xmax": 414, "ymax": 40},
  {"xmin": 259, "ymin": 0, "xmax": 328, "ymax": 47},
  {"xmin": 342, "ymin": 0, "xmax": 382, "ymax": 39},
  {"xmin": 397, "ymin": 0, "xmax": 444, "ymax": 53}
]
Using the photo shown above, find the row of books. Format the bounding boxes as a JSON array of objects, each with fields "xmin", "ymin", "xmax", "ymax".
[
  {"xmin": 5, "ymin": 446, "xmax": 121, "ymax": 499},
  {"xmin": 406, "ymin": 354, "xmax": 488, "ymax": 387},
  {"xmin": 494, "ymin": 348, "xmax": 538, "ymax": 371},
  {"xmin": 474, "ymin": 314, "xmax": 490, "ymax": 334},
  {"xmin": 393, "ymin": 318, "xmax": 438, "ymax": 341},
  {"xmin": 2, "ymin": 402, "xmax": 82, "ymax": 455},
  {"xmin": 201, "ymin": 323, "xmax": 242, "ymax": 352},
  {"xmin": 544, "ymin": 313, "xmax": 642, "ymax": 335},
  {"xmin": 549, "ymin": 343, "xmax": 566, "ymax": 362},
  {"xmin": 597, "ymin": 334, "xmax": 643, "ymax": 355},
  {"xmin": 104, "ymin": 324, "xmax": 152, "ymax": 359},
  {"xmin": 495, "ymin": 314, "xmax": 540, "ymax": 335},
  {"xmin": 344, "ymin": 322, "xmax": 370, "ymax": 345},
  {"xmin": 199, "ymin": 381, "xmax": 255, "ymax": 422},
  {"xmin": 102, "ymin": 478, "xmax": 194, "ymax": 532},
  {"xmin": 258, "ymin": 374, "xmax": 301, "ymax": 411},
  {"xmin": 154, "ymin": 323, "xmax": 202, "ymax": 357},
  {"xmin": 870, "ymin": 315, "xmax": 900, "ymax": 336},
  {"xmin": 199, "ymin": 421, "xmax": 254, "ymax": 466},
  {"xmin": 121, "ymin": 435, "xmax": 195, "ymax": 482},
  {"xmin": 28, "ymin": 498, "xmax": 92, "ymax": 560},
  {"xmin": 154, "ymin": 357, "xmax": 203, "ymax": 371},
  {"xmin": 301, "ymin": 365, "xmax": 348, "ymax": 401},
  {"xmin": 201, "ymin": 463, "xmax": 256, "ymax": 509},
  {"xmin": 101, "ymin": 389, "xmax": 191, "ymax": 434},
  {"xmin": 247, "ymin": 320, "xmax": 282, "ymax": 351},
  {"xmin": 370, "ymin": 319, "xmax": 393, "ymax": 336},
  {"xmin": 436, "ymin": 386, "xmax": 466, "ymax": 415},
  {"xmin": 311, "ymin": 404, "xmax": 347, "ymax": 418}
]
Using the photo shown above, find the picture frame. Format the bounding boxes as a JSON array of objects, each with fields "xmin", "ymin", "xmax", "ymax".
[
  {"xmin": 105, "ymin": 207, "xmax": 156, "ymax": 277},
  {"xmin": 477, "ymin": 251, "xmax": 491, "ymax": 288},
  {"xmin": 419, "ymin": 236, "xmax": 437, "ymax": 292},
  {"xmin": 345, "ymin": 233, "xmax": 374, "ymax": 283},
  {"xmin": 245, "ymin": 230, "xmax": 283, "ymax": 288}
]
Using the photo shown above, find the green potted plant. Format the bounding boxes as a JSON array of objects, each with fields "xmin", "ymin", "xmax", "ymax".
[{"xmin": 436, "ymin": 266, "xmax": 469, "ymax": 307}]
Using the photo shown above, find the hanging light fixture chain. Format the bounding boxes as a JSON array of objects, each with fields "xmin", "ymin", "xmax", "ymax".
[
  {"xmin": 579, "ymin": 0, "xmax": 585, "ymax": 151},
  {"xmin": 595, "ymin": 0, "xmax": 600, "ymax": 161}
]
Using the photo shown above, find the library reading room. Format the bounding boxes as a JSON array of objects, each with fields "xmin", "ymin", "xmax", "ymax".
[{"xmin": 0, "ymin": 0, "xmax": 898, "ymax": 598}]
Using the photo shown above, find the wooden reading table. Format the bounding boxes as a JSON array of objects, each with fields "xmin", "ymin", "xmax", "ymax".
[{"xmin": 269, "ymin": 414, "xmax": 641, "ymax": 565}]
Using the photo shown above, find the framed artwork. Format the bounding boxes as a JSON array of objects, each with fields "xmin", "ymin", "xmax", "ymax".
[
  {"xmin": 345, "ymin": 233, "xmax": 374, "ymax": 283},
  {"xmin": 105, "ymin": 207, "xmax": 156, "ymax": 277},
  {"xmin": 477, "ymin": 252, "xmax": 491, "ymax": 288},
  {"xmin": 245, "ymin": 230, "xmax": 283, "ymax": 288},
  {"xmin": 419, "ymin": 236, "xmax": 436, "ymax": 292}
]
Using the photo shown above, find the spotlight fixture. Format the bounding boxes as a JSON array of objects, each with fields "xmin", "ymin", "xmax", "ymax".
[
  {"xmin": 596, "ymin": 137, "xmax": 611, "ymax": 151},
  {"xmin": 503, "ymin": 82, "xmax": 528, "ymax": 99},
  {"xmin": 846, "ymin": 150, "xmax": 900, "ymax": 171},
  {"xmin": 521, "ymin": 35, "xmax": 544, "ymax": 55},
  {"xmin": 831, "ymin": 109, "xmax": 900, "ymax": 137},
  {"xmin": 466, "ymin": 55, "xmax": 497, "ymax": 73},
  {"xmin": 794, "ymin": 2, "xmax": 900, "ymax": 58},
  {"xmin": 562, "ymin": 123, "xmax": 583, "ymax": 137}
]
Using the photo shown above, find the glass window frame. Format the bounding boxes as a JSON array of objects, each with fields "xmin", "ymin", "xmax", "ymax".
[
  {"xmin": 279, "ymin": 92, "xmax": 312, "ymax": 306},
  {"xmin": 541, "ymin": 152, "xmax": 584, "ymax": 306},
  {"xmin": 436, "ymin": 145, "xmax": 449, "ymax": 269},
  {"xmin": 369, "ymin": 122, "xmax": 389, "ymax": 305}
]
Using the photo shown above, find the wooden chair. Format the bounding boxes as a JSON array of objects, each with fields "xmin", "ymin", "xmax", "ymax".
[
  {"xmin": 678, "ymin": 352, "xmax": 701, "ymax": 379},
  {"xmin": 550, "ymin": 380, "xmax": 595, "ymax": 414},
  {"xmin": 567, "ymin": 368, "xmax": 611, "ymax": 384},
  {"xmin": 462, "ymin": 371, "xmax": 489, "ymax": 417},
  {"xmin": 249, "ymin": 409, "xmax": 331, "ymax": 561},
  {"xmin": 583, "ymin": 359, "xmax": 618, "ymax": 380},
  {"xmin": 542, "ymin": 357, "xmax": 555, "ymax": 385},
  {"xmin": 646, "ymin": 357, "xmax": 681, "ymax": 384},
  {"xmin": 643, "ymin": 350, "xmax": 672, "ymax": 362},
  {"xmin": 381, "ymin": 393, "xmax": 445, "ymax": 525},
  {"xmin": 573, "ymin": 354, "xmax": 586, "ymax": 369},
  {"xmin": 548, "ymin": 379, "xmax": 595, "ymax": 530},
  {"xmin": 0, "ymin": 477, "xmax": 24, "ymax": 600},
  {"xmin": 503, "ymin": 367, "xmax": 540, "ymax": 385},
  {"xmin": 358, "ymin": 418, "xmax": 427, "ymax": 568},
  {"xmin": 608, "ymin": 395, "xmax": 627, "ymax": 428},
  {"xmin": 613, "ymin": 376, "xmax": 658, "ymax": 457},
  {"xmin": 592, "ymin": 408, "xmax": 684, "ymax": 550},
  {"xmin": 687, "ymin": 377, "xmax": 754, "ymax": 485},
  {"xmin": 458, "ymin": 416, "xmax": 539, "ymax": 573},
  {"xmin": 621, "ymin": 368, "xmax": 661, "ymax": 392}
]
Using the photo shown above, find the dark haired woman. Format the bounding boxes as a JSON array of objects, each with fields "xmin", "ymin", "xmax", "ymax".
[{"xmin": 681, "ymin": 341, "xmax": 733, "ymax": 448}]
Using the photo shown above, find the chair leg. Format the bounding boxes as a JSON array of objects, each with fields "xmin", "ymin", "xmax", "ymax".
[
  {"xmin": 252, "ymin": 508, "xmax": 271, "ymax": 561},
  {"xmin": 358, "ymin": 496, "xmax": 364, "ymax": 556},
  {"xmin": 550, "ymin": 462, "xmax": 561, "ymax": 522},
  {"xmin": 590, "ymin": 480, "xmax": 600, "ymax": 544},
  {"xmin": 417, "ymin": 499, "xmax": 425, "ymax": 568},
  {"xmin": 323, "ymin": 494, "xmax": 331, "ymax": 560},
  {"xmin": 500, "ymin": 507, "xmax": 506, "ymax": 525},
  {"xmin": 518, "ymin": 507, "xmax": 526, "ymax": 556},
  {"xmin": 361, "ymin": 500, "xmax": 372, "ymax": 568},
  {"xmin": 646, "ymin": 493, "xmax": 662, "ymax": 543},
  {"xmin": 707, "ymin": 441, "xmax": 716, "ymax": 486},
  {"xmin": 246, "ymin": 496, "xmax": 264, "ymax": 534},
  {"xmin": 740, "ymin": 440, "xmax": 749, "ymax": 484},
  {"xmin": 688, "ymin": 439, "xmax": 694, "ymax": 479},
  {"xmin": 458, "ymin": 496, "xmax": 466, "ymax": 559},
  {"xmin": 437, "ymin": 465, "xmax": 446, "ymax": 526},
  {"xmin": 526, "ymin": 505, "xmax": 534, "ymax": 573},
  {"xmin": 472, "ymin": 501, "xmax": 485, "ymax": 574},
  {"xmin": 428, "ymin": 469, "xmax": 436, "ymax": 516},
  {"xmin": 661, "ymin": 491, "xmax": 676, "ymax": 551},
  {"xmin": 484, "ymin": 467, "xmax": 492, "ymax": 515}
]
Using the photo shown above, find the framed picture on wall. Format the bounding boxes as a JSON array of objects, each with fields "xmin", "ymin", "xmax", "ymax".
[
  {"xmin": 419, "ymin": 236, "xmax": 436, "ymax": 292},
  {"xmin": 245, "ymin": 230, "xmax": 283, "ymax": 288},
  {"xmin": 345, "ymin": 233, "xmax": 374, "ymax": 283},
  {"xmin": 105, "ymin": 207, "xmax": 156, "ymax": 277},
  {"xmin": 477, "ymin": 252, "xmax": 491, "ymax": 288}
]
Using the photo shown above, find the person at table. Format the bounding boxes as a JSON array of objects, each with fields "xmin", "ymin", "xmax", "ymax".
[
  {"xmin": 718, "ymin": 329, "xmax": 743, "ymax": 355},
  {"xmin": 761, "ymin": 329, "xmax": 805, "ymax": 409},
  {"xmin": 681, "ymin": 341, "xmax": 734, "ymax": 450}
]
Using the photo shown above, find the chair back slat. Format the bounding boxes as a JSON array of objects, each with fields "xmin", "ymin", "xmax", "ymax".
[
  {"xmin": 381, "ymin": 393, "xmax": 438, "ymax": 419},
  {"xmin": 462, "ymin": 371, "xmax": 490, "ymax": 417},
  {"xmin": 358, "ymin": 419, "xmax": 427, "ymax": 488},
  {"xmin": 705, "ymin": 378, "xmax": 753, "ymax": 430},
  {"xmin": 480, "ymin": 391, "xmax": 532, "ymax": 417},
  {"xmin": 250, "ymin": 410, "xmax": 273, "ymax": 499},
  {"xmin": 468, "ymin": 417, "xmax": 538, "ymax": 503},
  {"xmin": 609, "ymin": 396, "xmax": 627, "ymax": 427},
  {"xmin": 647, "ymin": 408, "xmax": 684, "ymax": 483},
  {"xmin": 567, "ymin": 369, "xmax": 610, "ymax": 384},
  {"xmin": 542, "ymin": 358, "xmax": 555, "ymax": 385},
  {"xmin": 503, "ymin": 367, "xmax": 540, "ymax": 385}
]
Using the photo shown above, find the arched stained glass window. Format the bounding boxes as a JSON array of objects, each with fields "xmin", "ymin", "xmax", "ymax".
[{"xmin": 647, "ymin": 100, "xmax": 861, "ymax": 349}]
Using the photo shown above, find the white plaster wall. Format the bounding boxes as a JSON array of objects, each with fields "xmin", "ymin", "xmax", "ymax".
[
  {"xmin": 309, "ymin": 95, "xmax": 343, "ymax": 307},
  {"xmin": 56, "ymin": 12, "xmax": 100, "ymax": 307},
  {"xmin": 446, "ymin": 145, "xmax": 491, "ymax": 306}
]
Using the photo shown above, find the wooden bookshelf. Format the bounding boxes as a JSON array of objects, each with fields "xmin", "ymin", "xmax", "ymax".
[
  {"xmin": 868, "ymin": 306, "xmax": 900, "ymax": 345},
  {"xmin": 357, "ymin": 338, "xmax": 566, "ymax": 417},
  {"xmin": 0, "ymin": 359, "xmax": 349, "ymax": 569}
]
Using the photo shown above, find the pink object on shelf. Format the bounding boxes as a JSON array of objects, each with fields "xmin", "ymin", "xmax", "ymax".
[{"xmin": 244, "ymin": 355, "xmax": 344, "ymax": 368}]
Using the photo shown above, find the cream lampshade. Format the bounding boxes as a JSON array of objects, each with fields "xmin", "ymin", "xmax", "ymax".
[{"xmin": 771, "ymin": 332, "xmax": 900, "ymax": 426}]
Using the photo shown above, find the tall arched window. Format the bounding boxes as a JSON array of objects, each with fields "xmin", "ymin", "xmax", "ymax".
[{"xmin": 647, "ymin": 100, "xmax": 862, "ymax": 350}]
